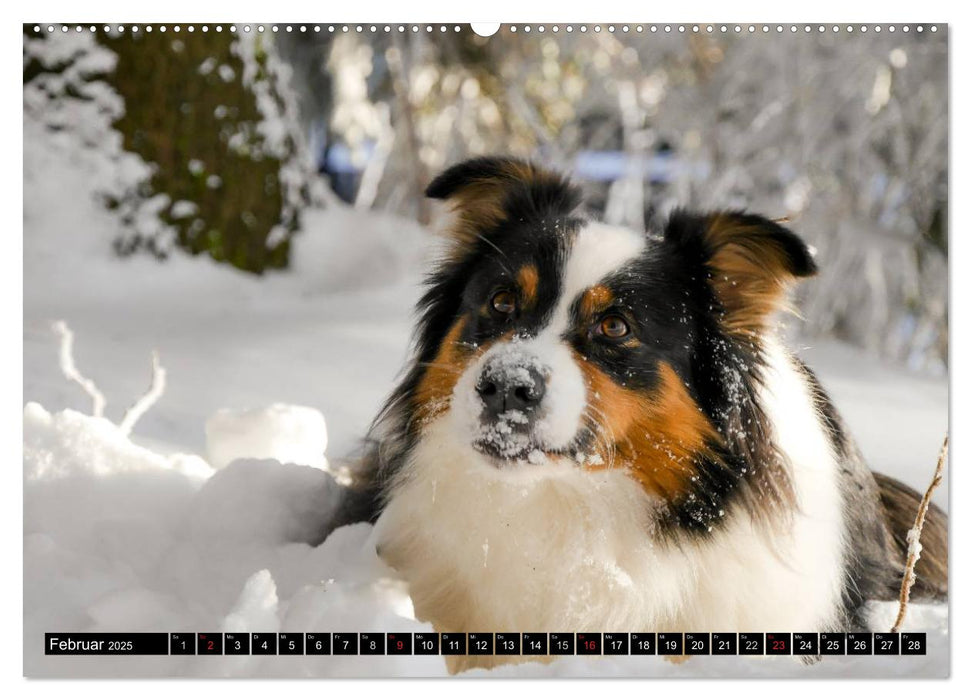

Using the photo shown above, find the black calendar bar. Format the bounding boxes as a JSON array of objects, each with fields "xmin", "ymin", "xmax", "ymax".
[
  {"xmin": 170, "ymin": 633, "xmax": 194, "ymax": 655},
  {"xmin": 387, "ymin": 632, "xmax": 412, "ymax": 655},
  {"xmin": 685, "ymin": 633, "xmax": 710, "ymax": 655},
  {"xmin": 360, "ymin": 633, "xmax": 385, "ymax": 655},
  {"xmin": 45, "ymin": 633, "xmax": 169, "ymax": 655},
  {"xmin": 495, "ymin": 633, "xmax": 520, "ymax": 655},
  {"xmin": 198, "ymin": 633, "xmax": 222, "ymax": 655},
  {"xmin": 604, "ymin": 633, "xmax": 629, "ymax": 655},
  {"xmin": 333, "ymin": 633, "xmax": 358, "ymax": 655},
  {"xmin": 766, "ymin": 633, "xmax": 792, "ymax": 656},
  {"xmin": 712, "ymin": 633, "xmax": 737, "ymax": 655},
  {"xmin": 252, "ymin": 632, "xmax": 277, "ymax": 655},
  {"xmin": 468, "ymin": 633, "xmax": 494, "ymax": 655},
  {"xmin": 631, "ymin": 632, "xmax": 656, "ymax": 654},
  {"xmin": 793, "ymin": 633, "xmax": 818, "ymax": 655},
  {"xmin": 848, "ymin": 632, "xmax": 873, "ymax": 655},
  {"xmin": 739, "ymin": 632, "xmax": 764, "ymax": 655},
  {"xmin": 550, "ymin": 632, "xmax": 575, "ymax": 655},
  {"xmin": 874, "ymin": 632, "xmax": 898, "ymax": 655},
  {"xmin": 901, "ymin": 633, "xmax": 927, "ymax": 655},
  {"xmin": 523, "ymin": 632, "xmax": 549, "ymax": 655},
  {"xmin": 225, "ymin": 632, "xmax": 249, "ymax": 655},
  {"xmin": 577, "ymin": 632, "xmax": 602, "ymax": 655},
  {"xmin": 414, "ymin": 632, "xmax": 439, "ymax": 655},
  {"xmin": 43, "ymin": 631, "xmax": 923, "ymax": 656},
  {"xmin": 658, "ymin": 632, "xmax": 684, "ymax": 655},
  {"xmin": 441, "ymin": 632, "xmax": 466, "ymax": 655},
  {"xmin": 279, "ymin": 633, "xmax": 304, "ymax": 655},
  {"xmin": 306, "ymin": 633, "xmax": 331, "ymax": 655},
  {"xmin": 821, "ymin": 632, "xmax": 847, "ymax": 655}
]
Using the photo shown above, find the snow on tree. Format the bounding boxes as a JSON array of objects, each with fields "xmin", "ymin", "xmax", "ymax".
[
  {"xmin": 23, "ymin": 26, "xmax": 947, "ymax": 365},
  {"xmin": 23, "ymin": 26, "xmax": 163, "ymax": 255},
  {"xmin": 24, "ymin": 25, "xmax": 325, "ymax": 274}
]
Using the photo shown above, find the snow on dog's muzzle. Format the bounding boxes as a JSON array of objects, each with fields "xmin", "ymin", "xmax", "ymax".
[
  {"xmin": 453, "ymin": 339, "xmax": 587, "ymax": 463},
  {"xmin": 473, "ymin": 353, "xmax": 547, "ymax": 459}
]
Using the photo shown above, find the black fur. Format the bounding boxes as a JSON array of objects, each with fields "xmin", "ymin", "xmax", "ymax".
[
  {"xmin": 424, "ymin": 156, "xmax": 521, "ymax": 199},
  {"xmin": 366, "ymin": 173, "xmax": 805, "ymax": 537},
  {"xmin": 664, "ymin": 209, "xmax": 818, "ymax": 279},
  {"xmin": 346, "ymin": 158, "xmax": 945, "ymax": 632},
  {"xmin": 361, "ymin": 158, "xmax": 585, "ymax": 508},
  {"xmin": 425, "ymin": 156, "xmax": 583, "ymax": 218}
]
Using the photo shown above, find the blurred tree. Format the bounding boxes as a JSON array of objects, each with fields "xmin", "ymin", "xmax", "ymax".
[
  {"xmin": 24, "ymin": 25, "xmax": 948, "ymax": 370},
  {"xmin": 100, "ymin": 29, "xmax": 322, "ymax": 273},
  {"xmin": 24, "ymin": 26, "xmax": 322, "ymax": 274}
]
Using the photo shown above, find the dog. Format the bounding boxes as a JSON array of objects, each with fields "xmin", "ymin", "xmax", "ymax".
[{"xmin": 334, "ymin": 156, "xmax": 947, "ymax": 672}]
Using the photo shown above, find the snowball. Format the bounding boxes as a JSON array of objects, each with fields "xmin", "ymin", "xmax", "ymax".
[
  {"xmin": 205, "ymin": 403, "xmax": 328, "ymax": 470},
  {"xmin": 190, "ymin": 458, "xmax": 345, "ymax": 545}
]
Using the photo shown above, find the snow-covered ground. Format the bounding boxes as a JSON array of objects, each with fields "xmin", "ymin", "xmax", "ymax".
[{"xmin": 23, "ymin": 109, "xmax": 948, "ymax": 678}]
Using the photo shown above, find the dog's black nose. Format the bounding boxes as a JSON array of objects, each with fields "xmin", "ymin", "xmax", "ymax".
[{"xmin": 476, "ymin": 363, "xmax": 546, "ymax": 417}]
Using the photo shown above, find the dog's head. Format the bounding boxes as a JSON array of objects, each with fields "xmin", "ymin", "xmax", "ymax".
[{"xmin": 384, "ymin": 157, "xmax": 815, "ymax": 521}]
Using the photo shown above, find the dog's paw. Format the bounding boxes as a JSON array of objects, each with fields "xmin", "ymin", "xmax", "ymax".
[{"xmin": 664, "ymin": 654, "xmax": 690, "ymax": 665}]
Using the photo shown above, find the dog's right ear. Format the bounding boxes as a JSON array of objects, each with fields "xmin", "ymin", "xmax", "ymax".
[
  {"xmin": 425, "ymin": 156, "xmax": 581, "ymax": 250},
  {"xmin": 664, "ymin": 210, "xmax": 817, "ymax": 340}
]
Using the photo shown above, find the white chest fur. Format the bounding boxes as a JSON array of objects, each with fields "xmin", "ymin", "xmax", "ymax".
[{"xmin": 375, "ymin": 340, "xmax": 847, "ymax": 639}]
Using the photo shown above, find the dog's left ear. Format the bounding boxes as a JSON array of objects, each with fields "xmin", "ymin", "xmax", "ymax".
[
  {"xmin": 665, "ymin": 210, "xmax": 817, "ymax": 338},
  {"xmin": 425, "ymin": 156, "xmax": 581, "ymax": 251}
]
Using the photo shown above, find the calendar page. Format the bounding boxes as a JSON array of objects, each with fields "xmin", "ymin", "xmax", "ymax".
[{"xmin": 22, "ymin": 20, "xmax": 949, "ymax": 680}]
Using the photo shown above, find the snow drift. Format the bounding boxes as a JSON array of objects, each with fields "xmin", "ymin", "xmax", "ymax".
[
  {"xmin": 23, "ymin": 398, "xmax": 948, "ymax": 678},
  {"xmin": 22, "ymin": 33, "xmax": 948, "ymax": 676}
]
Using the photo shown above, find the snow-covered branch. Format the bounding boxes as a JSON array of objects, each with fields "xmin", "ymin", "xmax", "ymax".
[
  {"xmin": 891, "ymin": 435, "xmax": 948, "ymax": 633},
  {"xmin": 118, "ymin": 351, "xmax": 167, "ymax": 436},
  {"xmin": 52, "ymin": 320, "xmax": 106, "ymax": 418}
]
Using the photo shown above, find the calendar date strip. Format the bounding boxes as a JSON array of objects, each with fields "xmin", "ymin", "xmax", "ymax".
[{"xmin": 45, "ymin": 631, "xmax": 927, "ymax": 656}]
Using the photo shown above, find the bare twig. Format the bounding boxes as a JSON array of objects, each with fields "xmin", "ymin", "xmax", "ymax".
[
  {"xmin": 118, "ymin": 351, "xmax": 166, "ymax": 436},
  {"xmin": 890, "ymin": 435, "xmax": 948, "ymax": 633},
  {"xmin": 52, "ymin": 320, "xmax": 105, "ymax": 418}
]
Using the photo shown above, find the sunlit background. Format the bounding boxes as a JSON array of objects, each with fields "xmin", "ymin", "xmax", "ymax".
[{"xmin": 24, "ymin": 24, "xmax": 947, "ymax": 372}]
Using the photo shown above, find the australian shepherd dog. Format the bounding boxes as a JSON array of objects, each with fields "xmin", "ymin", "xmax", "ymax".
[{"xmin": 335, "ymin": 157, "xmax": 947, "ymax": 671}]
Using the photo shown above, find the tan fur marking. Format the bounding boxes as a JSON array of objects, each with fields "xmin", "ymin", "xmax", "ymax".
[
  {"xmin": 705, "ymin": 214, "xmax": 801, "ymax": 337},
  {"xmin": 578, "ymin": 284, "xmax": 613, "ymax": 321},
  {"xmin": 447, "ymin": 181, "xmax": 507, "ymax": 247},
  {"xmin": 517, "ymin": 264, "xmax": 540, "ymax": 309},
  {"xmin": 580, "ymin": 359, "xmax": 721, "ymax": 499},
  {"xmin": 413, "ymin": 321, "xmax": 511, "ymax": 427},
  {"xmin": 414, "ymin": 319, "xmax": 471, "ymax": 425},
  {"xmin": 439, "ymin": 162, "xmax": 566, "ymax": 253}
]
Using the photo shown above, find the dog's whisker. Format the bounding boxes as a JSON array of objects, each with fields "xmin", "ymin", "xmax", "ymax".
[{"xmin": 473, "ymin": 232, "xmax": 511, "ymax": 264}]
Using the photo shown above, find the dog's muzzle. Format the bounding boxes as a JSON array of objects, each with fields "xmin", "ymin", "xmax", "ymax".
[
  {"xmin": 476, "ymin": 359, "xmax": 547, "ymax": 420},
  {"xmin": 471, "ymin": 353, "xmax": 548, "ymax": 459}
]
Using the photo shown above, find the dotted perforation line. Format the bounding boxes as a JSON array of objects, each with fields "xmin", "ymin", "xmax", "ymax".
[
  {"xmin": 29, "ymin": 24, "xmax": 467, "ymax": 34},
  {"xmin": 29, "ymin": 24, "xmax": 940, "ymax": 35}
]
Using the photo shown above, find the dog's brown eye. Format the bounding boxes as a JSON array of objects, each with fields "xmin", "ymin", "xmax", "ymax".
[
  {"xmin": 491, "ymin": 290, "xmax": 517, "ymax": 315},
  {"xmin": 599, "ymin": 315, "xmax": 629, "ymax": 338}
]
